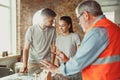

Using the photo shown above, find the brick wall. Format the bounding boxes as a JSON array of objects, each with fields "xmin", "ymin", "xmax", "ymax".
[{"xmin": 16, "ymin": 0, "xmax": 84, "ymax": 53}]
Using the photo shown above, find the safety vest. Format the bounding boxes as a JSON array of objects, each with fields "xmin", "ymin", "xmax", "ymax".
[{"xmin": 82, "ymin": 18, "xmax": 120, "ymax": 80}]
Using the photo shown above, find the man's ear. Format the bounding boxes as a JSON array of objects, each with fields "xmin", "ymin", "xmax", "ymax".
[{"xmin": 83, "ymin": 11, "xmax": 89, "ymax": 21}]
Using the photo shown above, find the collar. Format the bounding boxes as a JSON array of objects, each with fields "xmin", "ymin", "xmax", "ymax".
[
  {"xmin": 38, "ymin": 25, "xmax": 48, "ymax": 31},
  {"xmin": 93, "ymin": 15, "xmax": 105, "ymax": 24},
  {"xmin": 85, "ymin": 15, "xmax": 105, "ymax": 33}
]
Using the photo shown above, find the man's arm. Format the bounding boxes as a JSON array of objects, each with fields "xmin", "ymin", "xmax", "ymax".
[
  {"xmin": 50, "ymin": 41, "xmax": 56, "ymax": 64},
  {"xmin": 20, "ymin": 42, "xmax": 30, "ymax": 73},
  {"xmin": 60, "ymin": 28, "xmax": 108, "ymax": 76}
]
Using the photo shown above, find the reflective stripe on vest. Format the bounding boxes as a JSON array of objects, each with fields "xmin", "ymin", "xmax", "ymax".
[{"xmin": 92, "ymin": 54, "xmax": 120, "ymax": 65}]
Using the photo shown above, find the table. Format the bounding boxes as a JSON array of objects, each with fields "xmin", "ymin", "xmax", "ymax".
[{"xmin": 0, "ymin": 73, "xmax": 34, "ymax": 80}]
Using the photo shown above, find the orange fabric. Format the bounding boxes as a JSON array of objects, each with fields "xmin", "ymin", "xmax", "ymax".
[{"xmin": 82, "ymin": 18, "xmax": 120, "ymax": 80}]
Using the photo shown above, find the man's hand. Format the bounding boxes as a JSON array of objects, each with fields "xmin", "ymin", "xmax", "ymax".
[
  {"xmin": 40, "ymin": 60, "xmax": 60, "ymax": 74},
  {"xmin": 56, "ymin": 49, "xmax": 69, "ymax": 63},
  {"xmin": 20, "ymin": 66, "xmax": 28, "ymax": 73},
  {"xmin": 40, "ymin": 60, "xmax": 57, "ymax": 69}
]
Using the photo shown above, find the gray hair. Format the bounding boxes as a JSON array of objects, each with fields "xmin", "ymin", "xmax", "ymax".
[
  {"xmin": 41, "ymin": 8, "xmax": 56, "ymax": 17},
  {"xmin": 33, "ymin": 8, "xmax": 56, "ymax": 25},
  {"xmin": 76, "ymin": 0, "xmax": 103, "ymax": 17}
]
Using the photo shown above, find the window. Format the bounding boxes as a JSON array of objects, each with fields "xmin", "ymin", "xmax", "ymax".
[
  {"xmin": 104, "ymin": 11, "xmax": 115, "ymax": 23},
  {"xmin": 0, "ymin": 0, "xmax": 16, "ymax": 55}
]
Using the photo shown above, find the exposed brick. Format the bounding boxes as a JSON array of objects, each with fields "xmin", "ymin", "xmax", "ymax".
[{"xmin": 16, "ymin": 0, "xmax": 84, "ymax": 53}]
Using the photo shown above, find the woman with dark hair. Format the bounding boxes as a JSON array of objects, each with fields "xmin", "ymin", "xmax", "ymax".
[
  {"xmin": 59, "ymin": 16, "xmax": 74, "ymax": 33},
  {"xmin": 56, "ymin": 16, "xmax": 80, "ymax": 58},
  {"xmin": 53, "ymin": 16, "xmax": 81, "ymax": 80}
]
